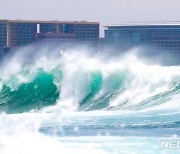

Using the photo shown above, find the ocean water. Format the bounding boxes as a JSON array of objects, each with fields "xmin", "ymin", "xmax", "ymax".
[{"xmin": 0, "ymin": 48, "xmax": 180, "ymax": 154}]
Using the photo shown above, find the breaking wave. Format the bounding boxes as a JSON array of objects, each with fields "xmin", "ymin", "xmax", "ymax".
[{"xmin": 0, "ymin": 48, "xmax": 179, "ymax": 114}]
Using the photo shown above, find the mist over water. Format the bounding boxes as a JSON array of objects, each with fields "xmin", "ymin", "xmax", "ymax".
[{"xmin": 0, "ymin": 46, "xmax": 180, "ymax": 154}]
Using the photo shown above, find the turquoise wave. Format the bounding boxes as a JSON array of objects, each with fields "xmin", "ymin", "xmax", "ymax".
[
  {"xmin": 0, "ymin": 67, "xmax": 129, "ymax": 113},
  {"xmin": 0, "ymin": 51, "xmax": 179, "ymax": 114},
  {"xmin": 0, "ymin": 70, "xmax": 60, "ymax": 113},
  {"xmin": 79, "ymin": 71, "xmax": 128, "ymax": 111},
  {"xmin": 0, "ymin": 67, "xmax": 180, "ymax": 114}
]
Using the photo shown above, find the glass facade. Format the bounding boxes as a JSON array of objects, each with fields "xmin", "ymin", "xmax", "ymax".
[
  {"xmin": 75, "ymin": 24, "xmax": 99, "ymax": 45},
  {"xmin": 40, "ymin": 24, "xmax": 57, "ymax": 33},
  {"xmin": 0, "ymin": 20, "xmax": 99, "ymax": 52},
  {"xmin": 0, "ymin": 23, "xmax": 7, "ymax": 48},
  {"xmin": 105, "ymin": 25, "xmax": 180, "ymax": 54},
  {"xmin": 39, "ymin": 23, "xmax": 99, "ymax": 46},
  {"xmin": 11, "ymin": 23, "xmax": 37, "ymax": 46},
  {"xmin": 59, "ymin": 24, "xmax": 75, "ymax": 33}
]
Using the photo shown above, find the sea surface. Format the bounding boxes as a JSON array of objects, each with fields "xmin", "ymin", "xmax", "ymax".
[{"xmin": 0, "ymin": 48, "xmax": 180, "ymax": 154}]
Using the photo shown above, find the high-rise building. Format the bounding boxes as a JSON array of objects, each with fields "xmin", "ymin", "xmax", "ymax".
[
  {"xmin": 39, "ymin": 22, "xmax": 99, "ymax": 46},
  {"xmin": 0, "ymin": 20, "xmax": 99, "ymax": 53},
  {"xmin": 10, "ymin": 22, "xmax": 37, "ymax": 47},
  {"xmin": 0, "ymin": 21, "xmax": 8, "ymax": 49},
  {"xmin": 104, "ymin": 22, "xmax": 180, "ymax": 55}
]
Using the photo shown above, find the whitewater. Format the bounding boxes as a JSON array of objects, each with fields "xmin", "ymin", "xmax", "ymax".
[{"xmin": 0, "ymin": 46, "xmax": 180, "ymax": 154}]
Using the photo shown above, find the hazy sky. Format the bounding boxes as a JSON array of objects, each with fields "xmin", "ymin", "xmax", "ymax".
[{"xmin": 1, "ymin": 0, "xmax": 179, "ymax": 36}]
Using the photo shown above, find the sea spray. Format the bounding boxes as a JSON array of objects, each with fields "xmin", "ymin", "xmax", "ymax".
[
  {"xmin": 0, "ymin": 48, "xmax": 179, "ymax": 113},
  {"xmin": 0, "ymin": 47, "xmax": 180, "ymax": 153}
]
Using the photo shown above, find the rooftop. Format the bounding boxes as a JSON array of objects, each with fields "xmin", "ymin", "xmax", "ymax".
[
  {"xmin": 0, "ymin": 19, "xmax": 99, "ymax": 25},
  {"xmin": 105, "ymin": 21, "xmax": 180, "ymax": 27}
]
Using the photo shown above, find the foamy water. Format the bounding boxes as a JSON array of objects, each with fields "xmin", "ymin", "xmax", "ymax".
[{"xmin": 0, "ymin": 47, "xmax": 180, "ymax": 153}]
